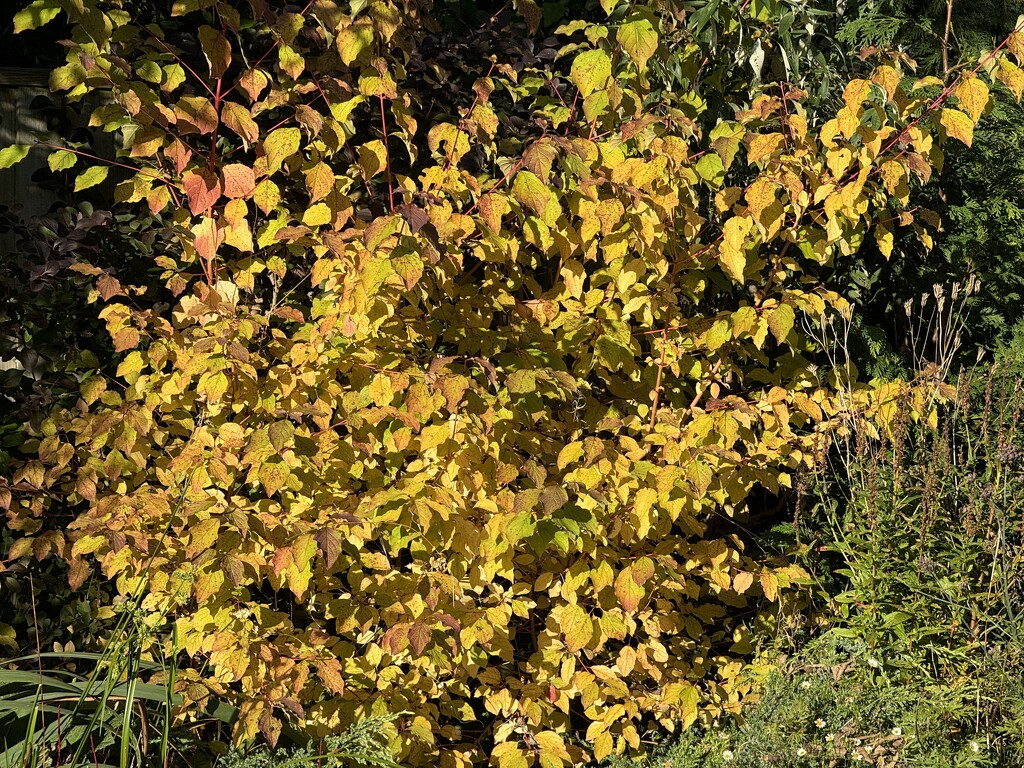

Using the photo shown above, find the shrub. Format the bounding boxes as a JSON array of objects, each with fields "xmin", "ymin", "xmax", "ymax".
[{"xmin": 2, "ymin": 1, "xmax": 1022, "ymax": 766}]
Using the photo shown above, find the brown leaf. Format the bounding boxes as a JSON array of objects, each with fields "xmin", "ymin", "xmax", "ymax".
[
  {"xmin": 198, "ymin": 26, "xmax": 232, "ymax": 79},
  {"xmin": 96, "ymin": 273, "xmax": 123, "ymax": 301},
  {"xmin": 175, "ymin": 95, "xmax": 218, "ymax": 135}
]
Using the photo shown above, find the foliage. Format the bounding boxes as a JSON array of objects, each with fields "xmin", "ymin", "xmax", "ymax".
[
  {"xmin": 218, "ymin": 715, "xmax": 397, "ymax": 768},
  {"xmin": 832, "ymin": 1, "xmax": 1024, "ymax": 363},
  {"xmin": 600, "ymin": 632, "xmax": 1012, "ymax": 767},
  {"xmin": 2, "ymin": 1, "xmax": 1023, "ymax": 767},
  {"xmin": 794, "ymin": 359, "xmax": 1024, "ymax": 765}
]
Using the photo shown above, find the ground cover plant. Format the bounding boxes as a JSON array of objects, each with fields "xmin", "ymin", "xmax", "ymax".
[{"xmin": 2, "ymin": 0, "xmax": 1024, "ymax": 766}]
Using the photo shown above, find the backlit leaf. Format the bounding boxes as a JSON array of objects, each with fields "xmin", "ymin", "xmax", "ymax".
[{"xmin": 570, "ymin": 49, "xmax": 612, "ymax": 98}]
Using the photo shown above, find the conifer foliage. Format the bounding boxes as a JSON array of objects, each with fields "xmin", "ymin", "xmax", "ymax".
[{"xmin": 2, "ymin": 1, "xmax": 1023, "ymax": 765}]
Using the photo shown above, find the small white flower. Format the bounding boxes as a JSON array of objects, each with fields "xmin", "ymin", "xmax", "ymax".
[
  {"xmin": 800, "ymin": 680, "xmax": 812, "ymax": 689},
  {"xmin": 970, "ymin": 741, "xmax": 980, "ymax": 753},
  {"xmin": 718, "ymin": 731, "xmax": 729, "ymax": 740},
  {"xmin": 825, "ymin": 734, "xmax": 835, "ymax": 743},
  {"xmin": 853, "ymin": 754, "xmax": 864, "ymax": 762},
  {"xmin": 854, "ymin": 739, "xmax": 862, "ymax": 746},
  {"xmin": 722, "ymin": 749, "xmax": 735, "ymax": 762},
  {"xmin": 797, "ymin": 747, "xmax": 807, "ymax": 757},
  {"xmin": 891, "ymin": 727, "xmax": 902, "ymax": 737},
  {"xmin": 815, "ymin": 718, "xmax": 826, "ymax": 728},
  {"xmin": 868, "ymin": 657, "xmax": 879, "ymax": 668},
  {"xmin": 865, "ymin": 745, "xmax": 873, "ymax": 753}
]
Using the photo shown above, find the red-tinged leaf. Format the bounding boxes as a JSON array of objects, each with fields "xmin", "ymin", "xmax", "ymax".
[
  {"xmin": 222, "ymin": 164, "xmax": 256, "ymax": 198},
  {"xmin": 257, "ymin": 709, "xmax": 281, "ymax": 748},
  {"xmin": 272, "ymin": 546, "xmax": 293, "ymax": 575},
  {"xmin": 314, "ymin": 659, "xmax": 346, "ymax": 694},
  {"xmin": 238, "ymin": 68, "xmax": 269, "ymax": 102},
  {"xmin": 383, "ymin": 623, "xmax": 409, "ymax": 655},
  {"xmin": 68, "ymin": 557, "xmax": 91, "ymax": 590},
  {"xmin": 191, "ymin": 216, "xmax": 224, "ymax": 263},
  {"xmin": 112, "ymin": 328, "xmax": 141, "ymax": 352},
  {"xmin": 408, "ymin": 622, "xmax": 432, "ymax": 655},
  {"xmin": 147, "ymin": 184, "xmax": 171, "ymax": 214},
  {"xmin": 436, "ymin": 613, "xmax": 461, "ymax": 633},
  {"xmin": 164, "ymin": 139, "xmax": 192, "ymax": 175},
  {"xmin": 615, "ymin": 567, "xmax": 645, "ymax": 612},
  {"xmin": 182, "ymin": 169, "xmax": 222, "ymax": 215},
  {"xmin": 222, "ymin": 554, "xmax": 245, "ymax": 586}
]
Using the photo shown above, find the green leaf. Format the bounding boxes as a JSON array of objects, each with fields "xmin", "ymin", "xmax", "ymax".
[
  {"xmin": 13, "ymin": 0, "xmax": 62, "ymax": 34},
  {"xmin": 570, "ymin": 49, "xmax": 612, "ymax": 98},
  {"xmin": 617, "ymin": 15, "xmax": 658, "ymax": 71},
  {"xmin": 74, "ymin": 165, "xmax": 109, "ymax": 191},
  {"xmin": 0, "ymin": 145, "xmax": 30, "ymax": 170},
  {"xmin": 695, "ymin": 154, "xmax": 725, "ymax": 187},
  {"xmin": 511, "ymin": 170, "xmax": 551, "ymax": 218}
]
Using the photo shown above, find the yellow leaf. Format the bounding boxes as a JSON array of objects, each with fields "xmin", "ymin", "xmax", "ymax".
[
  {"xmin": 996, "ymin": 58, "xmax": 1024, "ymax": 101},
  {"xmin": 747, "ymin": 133, "xmax": 784, "ymax": 164},
  {"xmin": 512, "ymin": 170, "xmax": 551, "ymax": 218},
  {"xmin": 745, "ymin": 178, "xmax": 776, "ymax": 223},
  {"xmin": 263, "ymin": 127, "xmax": 301, "ymax": 175},
  {"xmin": 769, "ymin": 304, "xmax": 795, "ymax": 344},
  {"xmin": 492, "ymin": 741, "xmax": 529, "ymax": 768},
  {"xmin": 591, "ymin": 730, "xmax": 614, "ymax": 762},
  {"xmin": 760, "ymin": 571, "xmax": 779, "ymax": 601},
  {"xmin": 875, "ymin": 222, "xmax": 894, "ymax": 259},
  {"xmin": 571, "ymin": 49, "xmax": 612, "ymax": 98},
  {"xmin": 336, "ymin": 22, "xmax": 374, "ymax": 66},
  {"xmin": 939, "ymin": 108, "xmax": 974, "ymax": 147},
  {"xmin": 614, "ymin": 568, "xmax": 645, "ymax": 612},
  {"xmin": 871, "ymin": 65, "xmax": 901, "ymax": 99},
  {"xmin": 559, "ymin": 603, "xmax": 592, "ymax": 652},
  {"xmin": 954, "ymin": 76, "xmax": 989, "ymax": 122},
  {"xmin": 842, "ymin": 78, "xmax": 872, "ymax": 113},
  {"xmin": 253, "ymin": 180, "xmax": 280, "ymax": 214},
  {"xmin": 719, "ymin": 215, "xmax": 752, "ymax": 282},
  {"xmin": 733, "ymin": 571, "xmax": 754, "ymax": 593},
  {"xmin": 557, "ymin": 441, "xmax": 585, "ymax": 470},
  {"xmin": 305, "ymin": 162, "xmax": 335, "ymax": 203}
]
